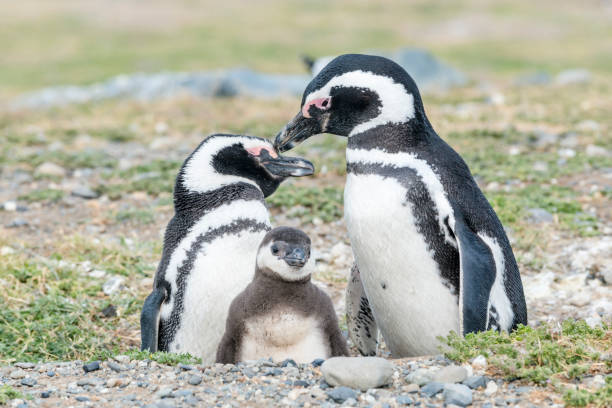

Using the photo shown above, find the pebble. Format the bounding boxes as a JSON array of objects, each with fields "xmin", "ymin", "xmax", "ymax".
[
  {"xmin": 6, "ymin": 218, "xmax": 28, "ymax": 228},
  {"xmin": 420, "ymin": 381, "xmax": 444, "ymax": 397},
  {"xmin": 107, "ymin": 361, "xmax": 125, "ymax": 372},
  {"xmin": 188, "ymin": 375, "xmax": 202, "ymax": 385},
  {"xmin": 555, "ymin": 69, "xmax": 591, "ymax": 85},
  {"xmin": 527, "ymin": 208, "xmax": 554, "ymax": 223},
  {"xmin": 433, "ymin": 365, "xmax": 468, "ymax": 383},
  {"xmin": 75, "ymin": 396, "xmax": 90, "ymax": 402},
  {"xmin": 321, "ymin": 357, "xmax": 394, "ymax": 391},
  {"xmin": 14, "ymin": 362, "xmax": 35, "ymax": 369},
  {"xmin": 463, "ymin": 375, "xmax": 487, "ymax": 389},
  {"xmin": 586, "ymin": 144, "xmax": 609, "ymax": 157},
  {"xmin": 35, "ymin": 162, "xmax": 67, "ymax": 177},
  {"xmin": 396, "ymin": 395, "xmax": 414, "ymax": 405},
  {"xmin": 41, "ymin": 391, "xmax": 51, "ymax": 398},
  {"xmin": 443, "ymin": 383, "xmax": 473, "ymax": 407},
  {"xmin": 485, "ymin": 380, "xmax": 499, "ymax": 396},
  {"xmin": 326, "ymin": 386, "xmax": 357, "ymax": 403},
  {"xmin": 103, "ymin": 276, "xmax": 125, "ymax": 295},
  {"xmin": 20, "ymin": 377, "xmax": 37, "ymax": 387},
  {"xmin": 9, "ymin": 370, "xmax": 26, "ymax": 379},
  {"xmin": 406, "ymin": 368, "xmax": 434, "ymax": 385},
  {"xmin": 83, "ymin": 361, "xmax": 101, "ymax": 373},
  {"xmin": 71, "ymin": 185, "xmax": 99, "ymax": 199},
  {"xmin": 471, "ymin": 355, "xmax": 487, "ymax": 370}
]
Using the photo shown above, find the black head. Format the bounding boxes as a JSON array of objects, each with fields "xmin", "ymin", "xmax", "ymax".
[
  {"xmin": 177, "ymin": 134, "xmax": 314, "ymax": 199},
  {"xmin": 256, "ymin": 227, "xmax": 313, "ymax": 282},
  {"xmin": 274, "ymin": 54, "xmax": 428, "ymax": 151}
]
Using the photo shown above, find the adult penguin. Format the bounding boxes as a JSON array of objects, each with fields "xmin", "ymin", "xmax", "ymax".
[
  {"xmin": 275, "ymin": 54, "xmax": 527, "ymax": 357},
  {"xmin": 140, "ymin": 134, "xmax": 314, "ymax": 363}
]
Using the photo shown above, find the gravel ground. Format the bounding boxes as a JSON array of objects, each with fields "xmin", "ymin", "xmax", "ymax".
[{"xmin": 1, "ymin": 354, "xmax": 568, "ymax": 408}]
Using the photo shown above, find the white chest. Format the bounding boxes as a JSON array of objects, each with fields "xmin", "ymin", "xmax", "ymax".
[
  {"xmin": 168, "ymin": 229, "xmax": 266, "ymax": 363},
  {"xmin": 344, "ymin": 173, "xmax": 459, "ymax": 356},
  {"xmin": 240, "ymin": 312, "xmax": 329, "ymax": 364}
]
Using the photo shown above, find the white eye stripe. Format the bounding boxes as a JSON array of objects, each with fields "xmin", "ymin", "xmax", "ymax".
[
  {"xmin": 183, "ymin": 135, "xmax": 273, "ymax": 194},
  {"xmin": 305, "ymin": 70, "xmax": 415, "ymax": 136}
]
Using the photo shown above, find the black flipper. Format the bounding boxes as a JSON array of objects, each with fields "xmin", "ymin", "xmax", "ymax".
[
  {"xmin": 453, "ymin": 214, "xmax": 496, "ymax": 335},
  {"xmin": 140, "ymin": 287, "xmax": 167, "ymax": 352}
]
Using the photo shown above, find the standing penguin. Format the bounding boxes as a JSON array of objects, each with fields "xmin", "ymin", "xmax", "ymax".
[
  {"xmin": 140, "ymin": 134, "xmax": 314, "ymax": 363},
  {"xmin": 275, "ymin": 54, "xmax": 527, "ymax": 357},
  {"xmin": 216, "ymin": 226, "xmax": 348, "ymax": 364}
]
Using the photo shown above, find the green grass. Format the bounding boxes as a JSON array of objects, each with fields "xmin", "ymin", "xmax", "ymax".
[
  {"xmin": 267, "ymin": 185, "xmax": 344, "ymax": 222},
  {"xmin": 18, "ymin": 188, "xmax": 64, "ymax": 203},
  {"xmin": 123, "ymin": 350, "xmax": 201, "ymax": 365},
  {"xmin": 441, "ymin": 320, "xmax": 612, "ymax": 407},
  {"xmin": 0, "ymin": 385, "xmax": 30, "ymax": 404},
  {"xmin": 97, "ymin": 159, "xmax": 181, "ymax": 199}
]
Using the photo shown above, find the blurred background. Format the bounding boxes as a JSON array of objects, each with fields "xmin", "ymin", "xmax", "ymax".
[{"xmin": 0, "ymin": 0, "xmax": 611, "ymax": 368}]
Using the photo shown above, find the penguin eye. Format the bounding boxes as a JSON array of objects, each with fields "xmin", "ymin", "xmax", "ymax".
[{"xmin": 271, "ymin": 244, "xmax": 280, "ymax": 255}]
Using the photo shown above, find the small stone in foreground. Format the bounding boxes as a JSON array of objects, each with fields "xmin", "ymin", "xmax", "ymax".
[
  {"xmin": 83, "ymin": 361, "xmax": 101, "ymax": 373},
  {"xmin": 188, "ymin": 375, "xmax": 202, "ymax": 385},
  {"xmin": 326, "ymin": 386, "xmax": 357, "ymax": 403},
  {"xmin": 107, "ymin": 361, "xmax": 125, "ymax": 372},
  {"xmin": 396, "ymin": 395, "xmax": 414, "ymax": 405},
  {"xmin": 311, "ymin": 358, "xmax": 325, "ymax": 367},
  {"xmin": 443, "ymin": 383, "xmax": 473, "ymax": 407},
  {"xmin": 41, "ymin": 391, "xmax": 51, "ymax": 398},
  {"xmin": 20, "ymin": 377, "xmax": 37, "ymax": 387},
  {"xmin": 321, "ymin": 356, "xmax": 394, "ymax": 391},
  {"xmin": 433, "ymin": 365, "xmax": 468, "ymax": 383},
  {"xmin": 75, "ymin": 396, "xmax": 90, "ymax": 402},
  {"xmin": 421, "ymin": 381, "xmax": 444, "ymax": 397},
  {"xmin": 406, "ymin": 368, "xmax": 434, "ymax": 386},
  {"xmin": 71, "ymin": 186, "xmax": 99, "ymax": 199},
  {"xmin": 463, "ymin": 375, "xmax": 486, "ymax": 389}
]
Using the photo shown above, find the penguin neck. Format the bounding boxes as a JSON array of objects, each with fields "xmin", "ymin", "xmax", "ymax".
[
  {"xmin": 347, "ymin": 118, "xmax": 436, "ymax": 155},
  {"xmin": 173, "ymin": 181, "xmax": 264, "ymax": 218},
  {"xmin": 254, "ymin": 268, "xmax": 311, "ymax": 288}
]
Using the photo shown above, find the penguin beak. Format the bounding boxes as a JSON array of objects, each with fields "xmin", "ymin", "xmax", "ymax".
[
  {"xmin": 274, "ymin": 111, "xmax": 322, "ymax": 153},
  {"xmin": 259, "ymin": 152, "xmax": 315, "ymax": 178},
  {"xmin": 283, "ymin": 247, "xmax": 307, "ymax": 268}
]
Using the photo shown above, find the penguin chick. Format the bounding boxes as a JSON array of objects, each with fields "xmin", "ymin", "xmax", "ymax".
[{"xmin": 216, "ymin": 227, "xmax": 349, "ymax": 364}]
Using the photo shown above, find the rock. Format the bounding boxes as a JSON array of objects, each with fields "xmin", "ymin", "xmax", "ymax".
[
  {"xmin": 6, "ymin": 218, "xmax": 28, "ymax": 228},
  {"xmin": 533, "ymin": 129, "xmax": 559, "ymax": 146},
  {"xmin": 326, "ymin": 386, "xmax": 357, "ymax": 403},
  {"xmin": 9, "ymin": 370, "xmax": 26, "ymax": 379},
  {"xmin": 404, "ymin": 383, "xmax": 419, "ymax": 393},
  {"xmin": 527, "ymin": 208, "xmax": 554, "ymax": 223},
  {"xmin": 420, "ymin": 382, "xmax": 444, "ymax": 397},
  {"xmin": 514, "ymin": 71, "xmax": 551, "ymax": 86},
  {"xmin": 2, "ymin": 201, "xmax": 17, "ymax": 211},
  {"xmin": 107, "ymin": 361, "xmax": 125, "ymax": 372},
  {"xmin": 188, "ymin": 375, "xmax": 202, "ymax": 386},
  {"xmin": 320, "ymin": 357, "xmax": 394, "ymax": 391},
  {"xmin": 463, "ymin": 375, "xmax": 487, "ymax": 389},
  {"xmin": 433, "ymin": 365, "xmax": 468, "ymax": 383},
  {"xmin": 533, "ymin": 161, "xmax": 549, "ymax": 172},
  {"xmin": 443, "ymin": 384, "xmax": 473, "ymax": 407},
  {"xmin": 602, "ymin": 269, "xmax": 612, "ymax": 285},
  {"xmin": 41, "ymin": 391, "xmax": 51, "ymax": 398},
  {"xmin": 471, "ymin": 355, "xmax": 487, "ymax": 370},
  {"xmin": 83, "ymin": 361, "xmax": 101, "ymax": 373},
  {"xmin": 14, "ymin": 362, "xmax": 35, "ymax": 369},
  {"xmin": 576, "ymin": 120, "xmax": 600, "ymax": 132},
  {"xmin": 103, "ymin": 276, "xmax": 125, "ymax": 295},
  {"xmin": 558, "ymin": 148, "xmax": 576, "ymax": 158},
  {"xmin": 71, "ymin": 186, "xmax": 99, "ymax": 199},
  {"xmin": 586, "ymin": 144, "xmax": 609, "ymax": 157},
  {"xmin": 101, "ymin": 304, "xmax": 117, "ymax": 318},
  {"xmin": 406, "ymin": 368, "xmax": 434, "ymax": 386},
  {"xmin": 20, "ymin": 377, "xmax": 37, "ymax": 387},
  {"xmin": 178, "ymin": 364, "xmax": 194, "ymax": 371},
  {"xmin": 555, "ymin": 69, "xmax": 591, "ymax": 85},
  {"xmin": 75, "ymin": 396, "xmax": 90, "ymax": 402},
  {"xmin": 311, "ymin": 358, "xmax": 325, "ymax": 367},
  {"xmin": 484, "ymin": 380, "xmax": 498, "ymax": 397},
  {"xmin": 35, "ymin": 162, "xmax": 66, "ymax": 177},
  {"xmin": 396, "ymin": 395, "xmax": 414, "ymax": 405},
  {"xmin": 156, "ymin": 387, "xmax": 175, "ymax": 398}
]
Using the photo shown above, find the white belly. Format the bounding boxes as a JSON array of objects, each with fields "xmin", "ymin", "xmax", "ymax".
[
  {"xmin": 170, "ymin": 230, "xmax": 265, "ymax": 363},
  {"xmin": 345, "ymin": 173, "xmax": 459, "ymax": 356},
  {"xmin": 240, "ymin": 312, "xmax": 329, "ymax": 364}
]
